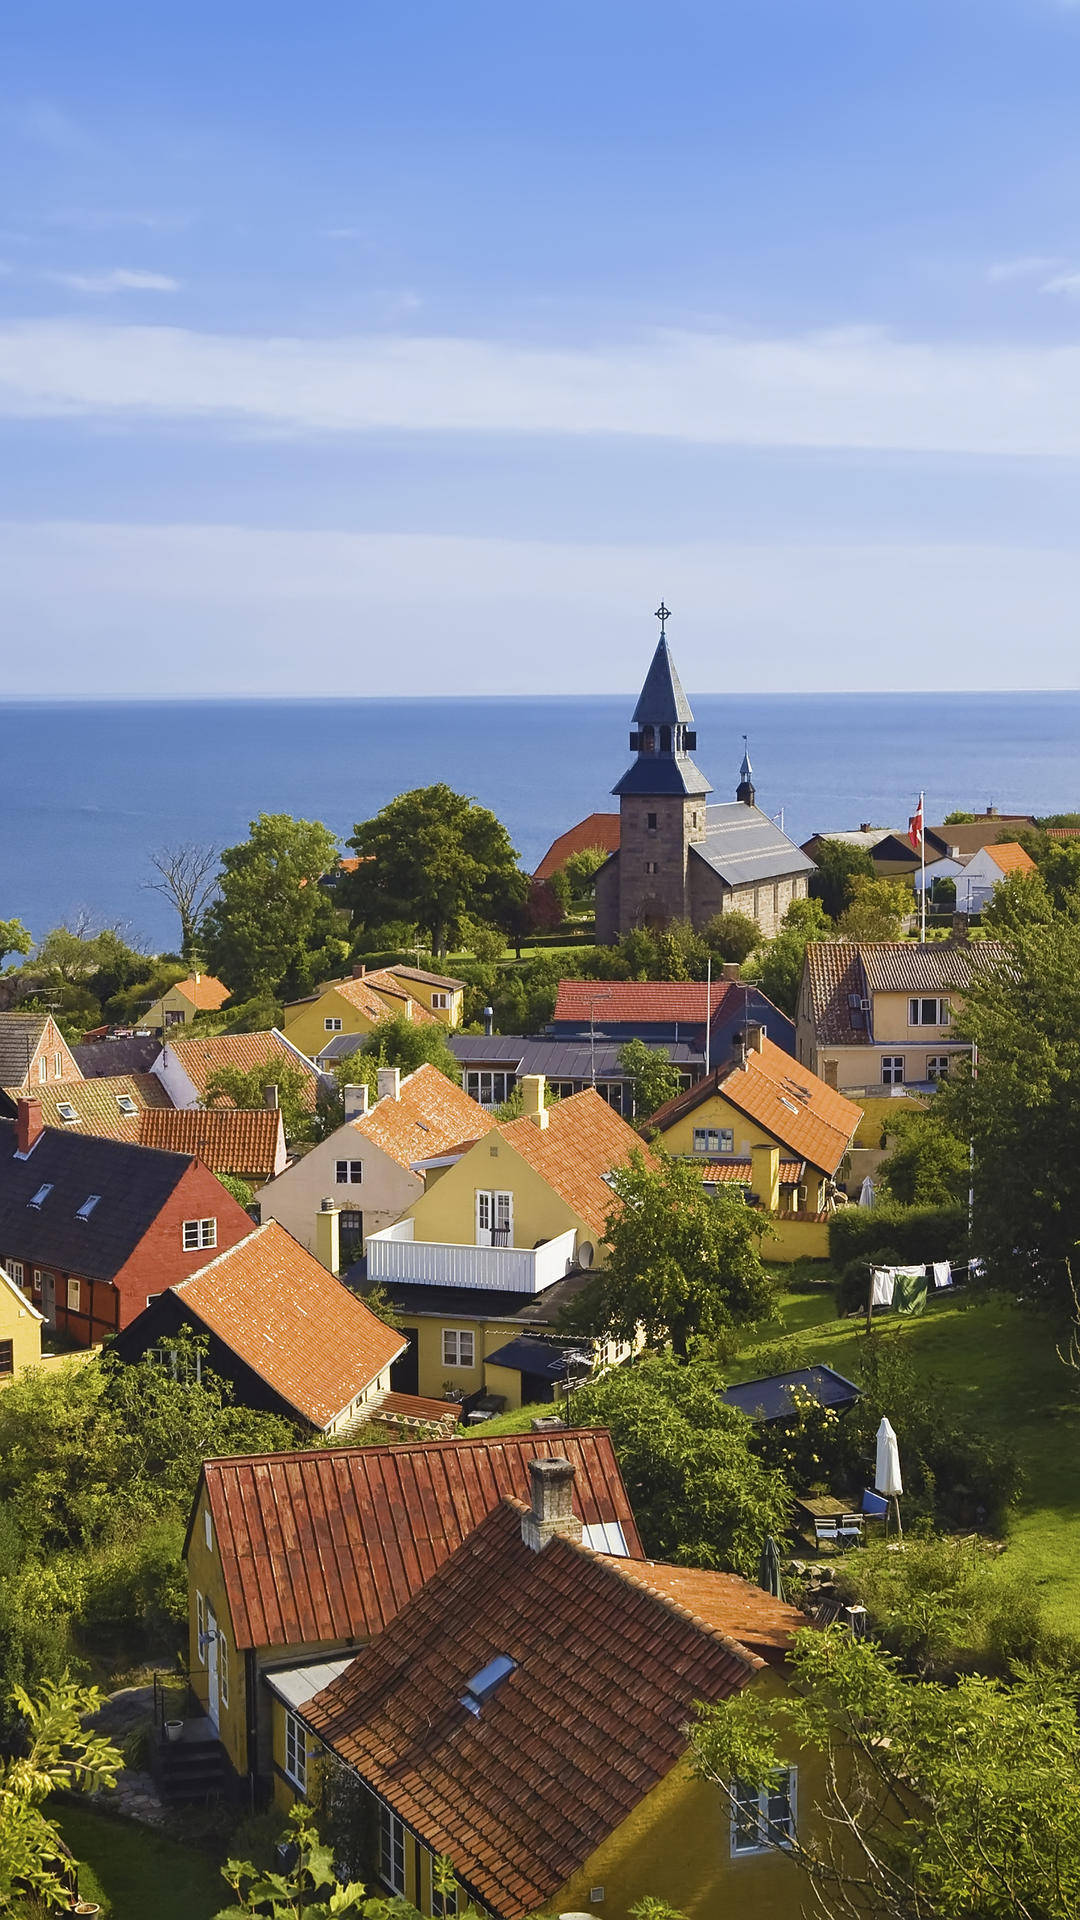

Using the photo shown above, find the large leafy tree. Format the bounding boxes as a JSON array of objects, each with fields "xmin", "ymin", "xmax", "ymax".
[
  {"xmin": 203, "ymin": 1058, "xmax": 316, "ymax": 1146},
  {"xmin": 572, "ymin": 1354, "xmax": 791, "ymax": 1573},
  {"xmin": 0, "ymin": 918, "xmax": 32, "ymax": 969},
  {"xmin": 618, "ymin": 1038, "xmax": 682, "ymax": 1119},
  {"xmin": 578, "ymin": 1150, "xmax": 771, "ymax": 1357},
  {"xmin": 201, "ymin": 813, "xmax": 347, "ymax": 1001},
  {"xmin": 837, "ymin": 875, "xmax": 912, "ymax": 940},
  {"xmin": 692, "ymin": 1625, "xmax": 1080, "ymax": 1920},
  {"xmin": 345, "ymin": 785, "xmax": 524, "ymax": 957},
  {"xmin": 808, "ymin": 838, "xmax": 876, "ymax": 920},
  {"xmin": 1, "ymin": 1677, "xmax": 123, "ymax": 1913},
  {"xmin": 741, "ymin": 897, "xmax": 832, "ymax": 1018}
]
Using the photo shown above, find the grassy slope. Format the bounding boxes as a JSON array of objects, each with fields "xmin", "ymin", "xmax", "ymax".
[{"xmin": 54, "ymin": 1805, "xmax": 225, "ymax": 1920}]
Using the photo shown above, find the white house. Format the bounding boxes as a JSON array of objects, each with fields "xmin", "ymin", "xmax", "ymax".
[{"xmin": 954, "ymin": 841, "xmax": 1036, "ymax": 914}]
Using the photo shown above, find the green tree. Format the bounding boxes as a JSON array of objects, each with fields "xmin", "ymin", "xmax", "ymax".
[
  {"xmin": 877, "ymin": 1107, "xmax": 969, "ymax": 1206},
  {"xmin": 578, "ymin": 1150, "xmax": 771, "ymax": 1357},
  {"xmin": 0, "ymin": 918, "xmax": 32, "ymax": 968},
  {"xmin": 572, "ymin": 1353, "xmax": 792, "ymax": 1573},
  {"xmin": 837, "ymin": 875, "xmax": 911, "ymax": 940},
  {"xmin": 702, "ymin": 911, "xmax": 760, "ymax": 965},
  {"xmin": 980, "ymin": 868, "xmax": 1053, "ymax": 936},
  {"xmin": 618, "ymin": 1038, "xmax": 682, "ymax": 1119},
  {"xmin": 203, "ymin": 1058, "xmax": 316, "ymax": 1146},
  {"xmin": 808, "ymin": 839, "xmax": 875, "ymax": 919},
  {"xmin": 560, "ymin": 844, "xmax": 609, "ymax": 902},
  {"xmin": 692, "ymin": 1625, "xmax": 1080, "ymax": 1920},
  {"xmin": 741, "ymin": 897, "xmax": 832, "ymax": 1018},
  {"xmin": 216, "ymin": 1804, "xmax": 480, "ymax": 1920},
  {"xmin": 504, "ymin": 877, "xmax": 565, "ymax": 958},
  {"xmin": 360, "ymin": 1013, "xmax": 461, "ymax": 1083},
  {"xmin": 201, "ymin": 813, "xmax": 345, "ymax": 1001},
  {"xmin": 460, "ymin": 918, "xmax": 507, "ymax": 966},
  {"xmin": 1, "ymin": 1677, "xmax": 124, "ymax": 1913},
  {"xmin": 346, "ymin": 785, "xmax": 524, "ymax": 957},
  {"xmin": 944, "ymin": 809, "xmax": 977, "ymax": 824}
]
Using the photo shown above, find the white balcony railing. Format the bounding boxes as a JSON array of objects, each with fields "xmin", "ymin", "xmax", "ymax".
[{"xmin": 366, "ymin": 1219, "xmax": 580, "ymax": 1294}]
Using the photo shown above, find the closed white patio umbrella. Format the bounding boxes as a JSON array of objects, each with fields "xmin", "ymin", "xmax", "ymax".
[{"xmin": 875, "ymin": 1416, "xmax": 903, "ymax": 1537}]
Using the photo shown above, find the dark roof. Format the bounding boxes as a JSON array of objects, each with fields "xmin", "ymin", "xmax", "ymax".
[
  {"xmin": 0, "ymin": 1117, "xmax": 195, "ymax": 1280},
  {"xmin": 446, "ymin": 1033, "xmax": 704, "ymax": 1077},
  {"xmin": 302, "ymin": 1499, "xmax": 802, "ymax": 1919},
  {"xmin": 484, "ymin": 1336, "xmax": 593, "ymax": 1381},
  {"xmin": 353, "ymin": 1268, "xmax": 595, "ymax": 1325},
  {"xmin": 72, "ymin": 1034, "xmax": 161, "ymax": 1077},
  {"xmin": 196, "ymin": 1428, "xmax": 644, "ymax": 1652},
  {"xmin": 719, "ymin": 1365, "xmax": 861, "ymax": 1423},
  {"xmin": 612, "ymin": 752, "xmax": 712, "ymax": 798},
  {"xmin": 0, "ymin": 1014, "xmax": 49, "ymax": 1087},
  {"xmin": 631, "ymin": 635, "xmax": 695, "ymax": 726},
  {"xmin": 692, "ymin": 803, "xmax": 816, "ymax": 886}
]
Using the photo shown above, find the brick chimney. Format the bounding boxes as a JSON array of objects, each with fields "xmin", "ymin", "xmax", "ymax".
[
  {"xmin": 344, "ymin": 1083, "xmax": 369, "ymax": 1121},
  {"xmin": 520, "ymin": 1073, "xmax": 548, "ymax": 1129},
  {"xmin": 721, "ymin": 963, "xmax": 740, "ymax": 981},
  {"xmin": 353, "ymin": 963, "xmax": 368, "ymax": 978},
  {"xmin": 521, "ymin": 1457, "xmax": 582, "ymax": 1552},
  {"xmin": 15, "ymin": 1098, "xmax": 44, "ymax": 1157},
  {"xmin": 948, "ymin": 912, "xmax": 971, "ymax": 945},
  {"xmin": 315, "ymin": 1198, "xmax": 341, "ymax": 1275},
  {"xmin": 377, "ymin": 1066, "xmax": 401, "ymax": 1103}
]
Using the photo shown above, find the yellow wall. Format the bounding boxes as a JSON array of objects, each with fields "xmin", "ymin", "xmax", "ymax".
[
  {"xmin": 0, "ymin": 1277, "xmax": 42, "ymax": 1380},
  {"xmin": 282, "ymin": 987, "xmax": 387, "ymax": 1059},
  {"xmin": 401, "ymin": 1314, "xmax": 541, "ymax": 1404},
  {"xmin": 870, "ymin": 990, "xmax": 953, "ymax": 1044},
  {"xmin": 383, "ymin": 971, "xmax": 463, "ymax": 1028},
  {"xmin": 656, "ymin": 1089, "xmax": 830, "ymax": 1213},
  {"xmin": 762, "ymin": 1215, "xmax": 831, "ymax": 1262},
  {"xmin": 144, "ymin": 982, "xmax": 201, "ymax": 1030},
  {"xmin": 186, "ymin": 1485, "xmax": 248, "ymax": 1777},
  {"xmin": 405, "ymin": 1127, "xmax": 594, "ymax": 1255}
]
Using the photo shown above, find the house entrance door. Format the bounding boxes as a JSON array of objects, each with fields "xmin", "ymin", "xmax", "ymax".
[
  {"xmin": 41, "ymin": 1274, "xmax": 55, "ymax": 1327},
  {"xmin": 205, "ymin": 1603, "xmax": 219, "ymax": 1730}
]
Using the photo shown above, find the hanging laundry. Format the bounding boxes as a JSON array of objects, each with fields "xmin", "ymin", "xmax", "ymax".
[
  {"xmin": 871, "ymin": 1268, "xmax": 895, "ymax": 1307},
  {"xmin": 894, "ymin": 1266, "xmax": 928, "ymax": 1315},
  {"xmin": 932, "ymin": 1260, "xmax": 953, "ymax": 1290}
]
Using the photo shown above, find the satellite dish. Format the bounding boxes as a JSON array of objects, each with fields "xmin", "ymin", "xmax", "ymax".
[{"xmin": 577, "ymin": 1241, "xmax": 595, "ymax": 1270}]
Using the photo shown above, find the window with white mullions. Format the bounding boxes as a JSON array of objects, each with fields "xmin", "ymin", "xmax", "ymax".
[
  {"xmin": 730, "ymin": 1768, "xmax": 796, "ymax": 1855},
  {"xmin": 335, "ymin": 1160, "xmax": 363, "ymax": 1184},
  {"xmin": 927, "ymin": 1055, "xmax": 951, "ymax": 1082},
  {"xmin": 284, "ymin": 1710, "xmax": 307, "ymax": 1792},
  {"xmin": 475, "ymin": 1189, "xmax": 512, "ymax": 1246},
  {"xmin": 693, "ymin": 1127, "xmax": 734, "ymax": 1156},
  {"xmin": 881, "ymin": 1056, "xmax": 905, "ymax": 1086},
  {"xmin": 379, "ymin": 1804, "xmax": 406, "ymax": 1894},
  {"xmin": 908, "ymin": 997, "xmax": 950, "ymax": 1027}
]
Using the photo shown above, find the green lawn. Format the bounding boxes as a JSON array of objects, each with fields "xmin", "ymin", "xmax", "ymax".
[{"xmin": 53, "ymin": 1805, "xmax": 225, "ymax": 1920}]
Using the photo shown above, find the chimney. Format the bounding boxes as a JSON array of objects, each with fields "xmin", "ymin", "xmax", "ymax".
[
  {"xmin": 733, "ymin": 1029, "xmax": 747, "ymax": 1067},
  {"xmin": 745, "ymin": 1021, "xmax": 765, "ymax": 1054},
  {"xmin": 15, "ymin": 1098, "xmax": 44, "ymax": 1157},
  {"xmin": 344, "ymin": 1083, "xmax": 369, "ymax": 1121},
  {"xmin": 521, "ymin": 1456, "xmax": 582, "ymax": 1552},
  {"xmin": 377, "ymin": 1066, "xmax": 401, "ymax": 1103},
  {"xmin": 721, "ymin": 963, "xmax": 740, "ymax": 981},
  {"xmin": 263, "ymin": 1084, "xmax": 279, "ymax": 1109},
  {"xmin": 520, "ymin": 1073, "xmax": 548, "ymax": 1128},
  {"xmin": 750, "ymin": 1143, "xmax": 781, "ymax": 1213},
  {"xmin": 483, "ymin": 1004, "xmax": 494, "ymax": 1036},
  {"xmin": 352, "ymin": 963, "xmax": 368, "ymax": 979},
  {"xmin": 315, "ymin": 1198, "xmax": 341, "ymax": 1275},
  {"xmin": 860, "ymin": 822, "xmax": 872, "ymax": 834},
  {"xmin": 948, "ymin": 912, "xmax": 971, "ymax": 945}
]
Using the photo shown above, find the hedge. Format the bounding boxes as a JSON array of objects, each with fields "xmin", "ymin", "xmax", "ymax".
[{"xmin": 829, "ymin": 1201, "xmax": 969, "ymax": 1271}]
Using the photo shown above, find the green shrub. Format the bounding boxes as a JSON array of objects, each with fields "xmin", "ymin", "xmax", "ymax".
[
  {"xmin": 835, "ymin": 1247, "xmax": 901, "ymax": 1316},
  {"xmin": 829, "ymin": 1201, "xmax": 968, "ymax": 1270}
]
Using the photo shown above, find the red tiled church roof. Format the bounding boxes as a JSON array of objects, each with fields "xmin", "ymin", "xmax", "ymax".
[{"xmin": 534, "ymin": 813, "xmax": 620, "ymax": 880}]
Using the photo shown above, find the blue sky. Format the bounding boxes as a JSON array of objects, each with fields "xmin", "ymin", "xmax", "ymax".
[{"xmin": 4, "ymin": 0, "xmax": 1080, "ymax": 695}]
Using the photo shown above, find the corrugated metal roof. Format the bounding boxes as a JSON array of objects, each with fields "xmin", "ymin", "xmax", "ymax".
[
  {"xmin": 448, "ymin": 1033, "xmax": 704, "ymax": 1076},
  {"xmin": 199, "ymin": 1427, "xmax": 644, "ymax": 1651},
  {"xmin": 264, "ymin": 1657, "xmax": 353, "ymax": 1711}
]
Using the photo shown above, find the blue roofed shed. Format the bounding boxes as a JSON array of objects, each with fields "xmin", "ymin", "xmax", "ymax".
[{"xmin": 719, "ymin": 1365, "xmax": 861, "ymax": 1423}]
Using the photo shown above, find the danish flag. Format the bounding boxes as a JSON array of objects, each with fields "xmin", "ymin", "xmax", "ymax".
[{"xmin": 908, "ymin": 795, "xmax": 924, "ymax": 853}]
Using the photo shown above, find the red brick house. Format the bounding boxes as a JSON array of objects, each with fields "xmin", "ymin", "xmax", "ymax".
[{"xmin": 0, "ymin": 1099, "xmax": 254, "ymax": 1345}]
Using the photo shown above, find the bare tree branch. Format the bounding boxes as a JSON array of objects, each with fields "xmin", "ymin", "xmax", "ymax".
[{"xmin": 144, "ymin": 843, "xmax": 220, "ymax": 959}]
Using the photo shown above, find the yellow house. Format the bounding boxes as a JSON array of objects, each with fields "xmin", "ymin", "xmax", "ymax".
[
  {"xmin": 282, "ymin": 965, "xmax": 465, "ymax": 1062},
  {"xmin": 292, "ymin": 1457, "xmax": 824, "ymax": 1920},
  {"xmin": 797, "ymin": 937, "xmax": 1005, "ymax": 1097},
  {"xmin": 0, "ymin": 1262, "xmax": 44, "ymax": 1382},
  {"xmin": 364, "ymin": 1079, "xmax": 646, "ymax": 1404},
  {"xmin": 182, "ymin": 1430, "xmax": 641, "ymax": 1790},
  {"xmin": 143, "ymin": 973, "xmax": 231, "ymax": 1032}
]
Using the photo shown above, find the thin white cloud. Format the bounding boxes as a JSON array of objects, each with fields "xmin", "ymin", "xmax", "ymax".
[
  {"xmin": 0, "ymin": 520, "xmax": 1077, "ymax": 696},
  {"xmin": 8, "ymin": 100, "xmax": 88, "ymax": 152},
  {"xmin": 1041, "ymin": 270, "xmax": 1080, "ymax": 297},
  {"xmin": 987, "ymin": 254, "xmax": 1064, "ymax": 283},
  {"xmin": 5, "ymin": 317, "xmax": 1080, "ymax": 456},
  {"xmin": 44, "ymin": 270, "xmax": 180, "ymax": 295},
  {"xmin": 46, "ymin": 209, "xmax": 193, "ymax": 233}
]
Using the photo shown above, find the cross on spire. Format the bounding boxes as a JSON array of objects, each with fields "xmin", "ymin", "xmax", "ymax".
[{"xmin": 654, "ymin": 600, "xmax": 671, "ymax": 638}]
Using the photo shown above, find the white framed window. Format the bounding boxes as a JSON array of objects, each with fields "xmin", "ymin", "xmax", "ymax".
[
  {"xmin": 116, "ymin": 1094, "xmax": 138, "ymax": 1116},
  {"xmin": 442, "ymin": 1329, "xmax": 475, "ymax": 1369},
  {"xmin": 32, "ymin": 1267, "xmax": 43, "ymax": 1291},
  {"xmin": 54, "ymin": 1052, "xmax": 63, "ymax": 1078},
  {"xmin": 475, "ymin": 1189, "xmax": 512, "ymax": 1245},
  {"xmin": 881, "ymin": 1056, "xmax": 905, "ymax": 1086},
  {"xmin": 182, "ymin": 1218, "xmax": 217, "ymax": 1251},
  {"xmin": 324, "ymin": 1016, "xmax": 343, "ymax": 1031},
  {"xmin": 196, "ymin": 1591, "xmax": 206, "ymax": 1665},
  {"xmin": 927, "ymin": 1055, "xmax": 951, "ymax": 1082},
  {"xmin": 38, "ymin": 1056, "xmax": 47, "ymax": 1083},
  {"xmin": 908, "ymin": 997, "xmax": 950, "ymax": 1027},
  {"xmin": 335, "ymin": 1160, "xmax": 363, "ymax": 1184},
  {"xmin": 75, "ymin": 1195, "xmax": 100, "ymax": 1221},
  {"xmin": 204, "ymin": 1509, "xmax": 213, "ymax": 1552},
  {"xmin": 464, "ymin": 1070, "xmax": 514, "ymax": 1108},
  {"xmin": 730, "ymin": 1769, "xmax": 796, "ymax": 1855},
  {"xmin": 431, "ymin": 992, "xmax": 450, "ymax": 1010},
  {"xmin": 6, "ymin": 1261, "xmax": 24, "ymax": 1288},
  {"xmin": 219, "ymin": 1632, "xmax": 229, "ymax": 1708},
  {"xmin": 284, "ymin": 1710, "xmax": 307, "ymax": 1793},
  {"xmin": 66, "ymin": 1278, "xmax": 80, "ymax": 1312},
  {"xmin": 693, "ymin": 1126, "xmax": 735, "ymax": 1156},
  {"xmin": 379, "ymin": 1804, "xmax": 406, "ymax": 1894}
]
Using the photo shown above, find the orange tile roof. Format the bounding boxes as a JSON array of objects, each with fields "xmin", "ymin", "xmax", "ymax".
[
  {"xmin": 325, "ymin": 973, "xmax": 438, "ymax": 1025},
  {"xmin": 552, "ymin": 976, "xmax": 737, "ymax": 1027},
  {"xmin": 352, "ymin": 1062, "xmax": 494, "ymax": 1168},
  {"xmin": 137, "ymin": 1105, "xmax": 283, "ymax": 1180},
  {"xmin": 498, "ymin": 1088, "xmax": 647, "ymax": 1239},
  {"xmin": 173, "ymin": 1222, "xmax": 404, "ymax": 1428},
  {"xmin": 196, "ymin": 1427, "xmax": 643, "ymax": 1650},
  {"xmin": 172, "ymin": 974, "xmax": 230, "ymax": 1011},
  {"xmin": 534, "ymin": 811, "xmax": 621, "ymax": 879},
  {"xmin": 303, "ymin": 1500, "xmax": 802, "ymax": 1918},
  {"xmin": 650, "ymin": 1036, "xmax": 861, "ymax": 1176},
  {"xmin": 373, "ymin": 1390, "xmax": 463, "ymax": 1425},
  {"xmin": 984, "ymin": 841, "xmax": 1036, "ymax": 875},
  {"xmin": 701, "ymin": 1157, "xmax": 804, "ymax": 1185},
  {"xmin": 162, "ymin": 1030, "xmax": 320, "ymax": 1109},
  {"xmin": 4, "ymin": 1072, "xmax": 172, "ymax": 1142}
]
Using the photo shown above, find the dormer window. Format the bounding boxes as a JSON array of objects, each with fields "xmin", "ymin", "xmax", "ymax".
[
  {"xmin": 460, "ymin": 1654, "xmax": 517, "ymax": 1716},
  {"xmin": 76, "ymin": 1195, "xmax": 101, "ymax": 1221},
  {"xmin": 28, "ymin": 1183, "xmax": 53, "ymax": 1209}
]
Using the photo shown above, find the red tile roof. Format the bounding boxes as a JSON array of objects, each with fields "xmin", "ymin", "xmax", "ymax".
[
  {"xmin": 353, "ymin": 1062, "xmax": 493, "ymax": 1169},
  {"xmin": 172, "ymin": 974, "xmax": 230, "ymax": 1011},
  {"xmin": 331, "ymin": 973, "xmax": 438, "ymax": 1024},
  {"xmin": 373, "ymin": 1391, "xmax": 463, "ymax": 1425},
  {"xmin": 701, "ymin": 1157, "xmax": 804, "ymax": 1184},
  {"xmin": 498, "ymin": 1088, "xmax": 648, "ymax": 1238},
  {"xmin": 137, "ymin": 1105, "xmax": 283, "ymax": 1180},
  {"xmin": 173, "ymin": 1222, "xmax": 405, "ymax": 1429},
  {"xmin": 303, "ymin": 1501, "xmax": 803, "ymax": 1918},
  {"xmin": 162, "ymin": 1030, "xmax": 320, "ymax": 1109},
  {"xmin": 551, "ymin": 977, "xmax": 739, "ymax": 1027},
  {"xmin": 1046, "ymin": 827, "xmax": 1080, "ymax": 841},
  {"xmin": 534, "ymin": 812, "xmax": 621, "ymax": 880},
  {"xmin": 196, "ymin": 1427, "xmax": 643, "ymax": 1651},
  {"xmin": 649, "ymin": 1036, "xmax": 862, "ymax": 1176},
  {"xmin": 803, "ymin": 939, "xmax": 1007, "ymax": 1047}
]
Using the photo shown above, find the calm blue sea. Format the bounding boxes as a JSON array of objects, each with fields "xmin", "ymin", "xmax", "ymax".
[{"xmin": 2, "ymin": 693, "xmax": 1078, "ymax": 951}]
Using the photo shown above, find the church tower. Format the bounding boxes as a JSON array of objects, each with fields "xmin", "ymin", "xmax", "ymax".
[{"xmin": 608, "ymin": 604, "xmax": 712, "ymax": 933}]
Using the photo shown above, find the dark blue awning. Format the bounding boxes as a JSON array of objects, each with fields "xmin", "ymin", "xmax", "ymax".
[
  {"xmin": 485, "ymin": 1338, "xmax": 591, "ymax": 1382},
  {"xmin": 719, "ymin": 1365, "xmax": 861, "ymax": 1423}
]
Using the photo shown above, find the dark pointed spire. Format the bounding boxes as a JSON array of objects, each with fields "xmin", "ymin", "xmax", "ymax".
[
  {"xmin": 632, "ymin": 604, "xmax": 695, "ymax": 727},
  {"xmin": 737, "ymin": 735, "xmax": 756, "ymax": 807},
  {"xmin": 614, "ymin": 606, "xmax": 711, "ymax": 799}
]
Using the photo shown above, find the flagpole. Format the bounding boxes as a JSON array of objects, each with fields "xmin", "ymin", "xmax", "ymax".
[{"xmin": 920, "ymin": 790, "xmax": 926, "ymax": 941}]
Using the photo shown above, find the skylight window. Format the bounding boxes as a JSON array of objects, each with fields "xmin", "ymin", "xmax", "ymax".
[
  {"xmin": 75, "ymin": 1194, "xmax": 101, "ymax": 1221},
  {"xmin": 779, "ymin": 1097, "xmax": 800, "ymax": 1115},
  {"xmin": 115, "ymin": 1095, "xmax": 138, "ymax": 1116},
  {"xmin": 28, "ymin": 1183, "xmax": 53, "ymax": 1208},
  {"xmin": 460, "ymin": 1654, "xmax": 517, "ymax": 1717},
  {"xmin": 57, "ymin": 1103, "xmax": 79, "ymax": 1123}
]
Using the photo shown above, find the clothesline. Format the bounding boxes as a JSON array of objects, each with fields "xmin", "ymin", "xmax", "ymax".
[{"xmin": 867, "ymin": 1257, "xmax": 984, "ymax": 1317}]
